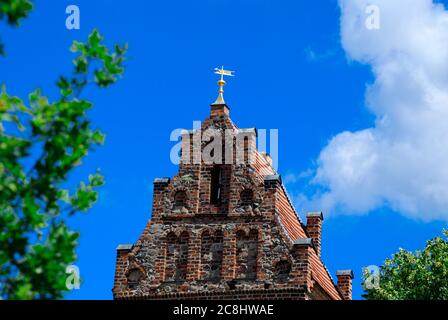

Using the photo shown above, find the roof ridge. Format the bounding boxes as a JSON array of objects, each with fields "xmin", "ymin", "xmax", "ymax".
[{"xmin": 279, "ymin": 182, "xmax": 304, "ymax": 226}]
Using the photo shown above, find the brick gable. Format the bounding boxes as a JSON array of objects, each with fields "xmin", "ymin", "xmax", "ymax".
[{"xmin": 113, "ymin": 103, "xmax": 352, "ymax": 300}]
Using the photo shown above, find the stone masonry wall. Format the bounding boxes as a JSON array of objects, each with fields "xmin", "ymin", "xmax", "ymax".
[{"xmin": 112, "ymin": 105, "xmax": 336, "ymax": 300}]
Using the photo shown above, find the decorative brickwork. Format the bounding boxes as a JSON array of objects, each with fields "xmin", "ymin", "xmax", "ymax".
[
  {"xmin": 336, "ymin": 270, "xmax": 354, "ymax": 300},
  {"xmin": 306, "ymin": 212, "xmax": 323, "ymax": 257},
  {"xmin": 200, "ymin": 230, "xmax": 224, "ymax": 280},
  {"xmin": 113, "ymin": 102, "xmax": 353, "ymax": 300}
]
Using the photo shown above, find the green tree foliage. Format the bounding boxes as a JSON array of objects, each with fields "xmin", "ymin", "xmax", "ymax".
[
  {"xmin": 0, "ymin": 30, "xmax": 127, "ymax": 299},
  {"xmin": 363, "ymin": 229, "xmax": 448, "ymax": 300},
  {"xmin": 0, "ymin": 0, "xmax": 33, "ymax": 55}
]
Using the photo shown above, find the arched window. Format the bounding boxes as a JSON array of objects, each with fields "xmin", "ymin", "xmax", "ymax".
[
  {"xmin": 236, "ymin": 229, "xmax": 258, "ymax": 280},
  {"xmin": 165, "ymin": 232, "xmax": 178, "ymax": 281},
  {"xmin": 173, "ymin": 191, "xmax": 187, "ymax": 210},
  {"xmin": 247, "ymin": 229, "xmax": 258, "ymax": 279},
  {"xmin": 200, "ymin": 230, "xmax": 212, "ymax": 279},
  {"xmin": 176, "ymin": 231, "xmax": 189, "ymax": 281},
  {"xmin": 165, "ymin": 231, "xmax": 189, "ymax": 282},
  {"xmin": 244, "ymin": 136, "xmax": 249, "ymax": 163},
  {"xmin": 240, "ymin": 189, "xmax": 254, "ymax": 206},
  {"xmin": 127, "ymin": 268, "xmax": 143, "ymax": 289},
  {"xmin": 274, "ymin": 260, "xmax": 291, "ymax": 282},
  {"xmin": 200, "ymin": 230, "xmax": 223, "ymax": 280},
  {"xmin": 210, "ymin": 165, "xmax": 222, "ymax": 205}
]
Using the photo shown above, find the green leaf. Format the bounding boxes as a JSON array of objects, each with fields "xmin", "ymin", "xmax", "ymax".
[
  {"xmin": 56, "ymin": 76, "xmax": 73, "ymax": 97},
  {"xmin": 0, "ymin": 28, "xmax": 126, "ymax": 299},
  {"xmin": 363, "ymin": 229, "xmax": 448, "ymax": 300}
]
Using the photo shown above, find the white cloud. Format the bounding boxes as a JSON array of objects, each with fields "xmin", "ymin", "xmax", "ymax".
[
  {"xmin": 284, "ymin": 169, "xmax": 313, "ymax": 185},
  {"xmin": 303, "ymin": 0, "xmax": 448, "ymax": 221}
]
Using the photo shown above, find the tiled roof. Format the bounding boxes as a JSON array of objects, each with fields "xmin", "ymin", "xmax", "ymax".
[
  {"xmin": 309, "ymin": 250, "xmax": 341, "ymax": 300},
  {"xmin": 276, "ymin": 186, "xmax": 307, "ymax": 239},
  {"xmin": 253, "ymin": 151, "xmax": 276, "ymax": 176},
  {"xmin": 252, "ymin": 149, "xmax": 342, "ymax": 300},
  {"xmin": 276, "ymin": 184, "xmax": 341, "ymax": 300}
]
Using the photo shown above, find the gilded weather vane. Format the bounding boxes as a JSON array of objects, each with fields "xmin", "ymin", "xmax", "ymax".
[{"xmin": 212, "ymin": 66, "xmax": 235, "ymax": 105}]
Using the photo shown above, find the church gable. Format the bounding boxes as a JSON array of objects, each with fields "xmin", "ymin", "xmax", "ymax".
[{"xmin": 112, "ymin": 69, "xmax": 352, "ymax": 300}]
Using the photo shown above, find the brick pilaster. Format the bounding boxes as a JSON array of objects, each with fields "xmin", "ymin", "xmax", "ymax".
[
  {"xmin": 112, "ymin": 244, "xmax": 132, "ymax": 296},
  {"xmin": 152, "ymin": 178, "xmax": 170, "ymax": 222},
  {"xmin": 337, "ymin": 270, "xmax": 354, "ymax": 300},
  {"xmin": 291, "ymin": 238, "xmax": 313, "ymax": 291},
  {"xmin": 186, "ymin": 231, "xmax": 201, "ymax": 281},
  {"xmin": 222, "ymin": 229, "xmax": 236, "ymax": 280},
  {"xmin": 306, "ymin": 212, "xmax": 323, "ymax": 257}
]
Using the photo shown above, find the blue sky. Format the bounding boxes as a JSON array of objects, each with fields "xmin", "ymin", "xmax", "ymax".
[{"xmin": 1, "ymin": 0, "xmax": 447, "ymax": 299}]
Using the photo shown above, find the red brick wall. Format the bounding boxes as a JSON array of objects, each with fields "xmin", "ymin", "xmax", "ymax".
[{"xmin": 112, "ymin": 107, "xmax": 344, "ymax": 300}]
